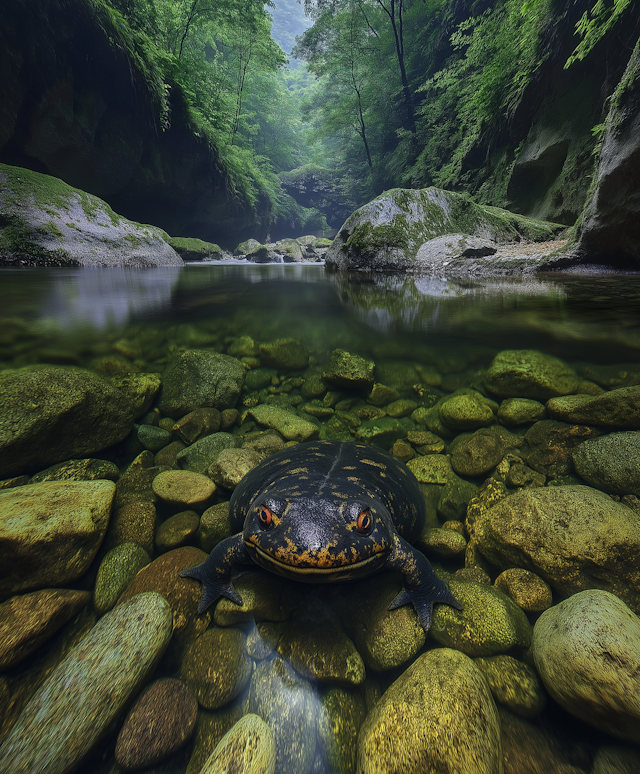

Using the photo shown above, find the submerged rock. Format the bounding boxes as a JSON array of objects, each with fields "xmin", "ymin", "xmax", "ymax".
[
  {"xmin": 533, "ymin": 590, "xmax": 640, "ymax": 743},
  {"xmin": 199, "ymin": 714, "xmax": 276, "ymax": 774},
  {"xmin": 484, "ymin": 349, "xmax": 580, "ymax": 401},
  {"xmin": 0, "ymin": 366, "xmax": 159, "ymax": 477},
  {"xmin": 357, "ymin": 648, "xmax": 503, "ymax": 774},
  {"xmin": 246, "ymin": 404, "xmax": 319, "ymax": 442},
  {"xmin": 573, "ymin": 431, "xmax": 640, "ymax": 495},
  {"xmin": 0, "ymin": 480, "xmax": 114, "ymax": 595},
  {"xmin": 115, "ymin": 677, "xmax": 198, "ymax": 770},
  {"xmin": 93, "ymin": 542, "xmax": 151, "ymax": 615},
  {"xmin": 0, "ymin": 592, "xmax": 172, "ymax": 774},
  {"xmin": 158, "ymin": 349, "xmax": 245, "ymax": 418},
  {"xmin": 546, "ymin": 385, "xmax": 640, "ymax": 428},
  {"xmin": 0, "ymin": 588, "xmax": 90, "ymax": 669},
  {"xmin": 475, "ymin": 485, "xmax": 640, "ymax": 611}
]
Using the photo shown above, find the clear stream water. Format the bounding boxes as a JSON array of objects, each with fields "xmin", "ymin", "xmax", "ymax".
[{"xmin": 1, "ymin": 262, "xmax": 640, "ymax": 773}]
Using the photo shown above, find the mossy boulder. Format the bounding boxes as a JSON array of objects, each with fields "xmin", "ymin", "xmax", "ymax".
[
  {"xmin": 0, "ymin": 164, "xmax": 182, "ymax": 267},
  {"xmin": 357, "ymin": 648, "xmax": 503, "ymax": 774},
  {"xmin": 0, "ymin": 366, "xmax": 160, "ymax": 477},
  {"xmin": 166, "ymin": 236, "xmax": 225, "ymax": 262},
  {"xmin": 325, "ymin": 187, "xmax": 563, "ymax": 273},
  {"xmin": 573, "ymin": 431, "xmax": 640, "ymax": 495}
]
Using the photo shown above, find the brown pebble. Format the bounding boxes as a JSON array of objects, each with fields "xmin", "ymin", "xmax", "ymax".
[
  {"xmin": 115, "ymin": 678, "xmax": 198, "ymax": 770},
  {"xmin": 172, "ymin": 408, "xmax": 221, "ymax": 445},
  {"xmin": 495, "ymin": 568, "xmax": 553, "ymax": 612}
]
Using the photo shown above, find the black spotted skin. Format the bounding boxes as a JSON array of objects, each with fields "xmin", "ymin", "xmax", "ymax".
[{"xmin": 181, "ymin": 440, "xmax": 461, "ymax": 632}]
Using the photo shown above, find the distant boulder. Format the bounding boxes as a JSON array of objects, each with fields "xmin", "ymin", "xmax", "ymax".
[{"xmin": 325, "ymin": 187, "xmax": 564, "ymax": 273}]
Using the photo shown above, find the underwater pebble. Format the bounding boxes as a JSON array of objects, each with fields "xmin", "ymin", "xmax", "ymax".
[
  {"xmin": 172, "ymin": 407, "xmax": 221, "ymax": 445},
  {"xmin": 317, "ymin": 687, "xmax": 367, "ymax": 774},
  {"xmin": 439, "ymin": 392, "xmax": 494, "ymax": 431},
  {"xmin": 497, "ymin": 397, "xmax": 547, "ymax": 425},
  {"xmin": 104, "ymin": 501, "xmax": 157, "ymax": 554},
  {"xmin": 430, "ymin": 580, "xmax": 532, "ymax": 657},
  {"xmin": 181, "ymin": 627, "xmax": 253, "ymax": 710},
  {"xmin": 322, "ymin": 348, "xmax": 375, "ymax": 391},
  {"xmin": 93, "ymin": 541, "xmax": 151, "ymax": 614},
  {"xmin": 199, "ymin": 714, "xmax": 276, "ymax": 774},
  {"xmin": 474, "ymin": 654, "xmax": 546, "ymax": 719},
  {"xmin": 115, "ymin": 678, "xmax": 198, "ymax": 770},
  {"xmin": 450, "ymin": 428, "xmax": 505, "ymax": 477},
  {"xmin": 176, "ymin": 432, "xmax": 242, "ymax": 474},
  {"xmin": 0, "ymin": 592, "xmax": 172, "ymax": 774},
  {"xmin": 573, "ymin": 431, "xmax": 640, "ymax": 496},
  {"xmin": 546, "ymin": 385, "xmax": 640, "ymax": 428},
  {"xmin": 152, "ymin": 469, "xmax": 216, "ymax": 506},
  {"xmin": 208, "ymin": 447, "xmax": 262, "ymax": 489},
  {"xmin": 494, "ymin": 567, "xmax": 553, "ymax": 613},
  {"xmin": 155, "ymin": 510, "xmax": 200, "ymax": 552},
  {"xmin": 419, "ymin": 526, "xmax": 466, "ymax": 558},
  {"xmin": 198, "ymin": 502, "xmax": 232, "ymax": 553},
  {"xmin": 259, "ymin": 338, "xmax": 309, "ymax": 370},
  {"xmin": 246, "ymin": 404, "xmax": 319, "ymax": 442},
  {"xmin": 137, "ymin": 424, "xmax": 172, "ymax": 452}
]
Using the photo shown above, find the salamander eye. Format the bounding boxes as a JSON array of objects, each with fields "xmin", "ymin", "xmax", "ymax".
[
  {"xmin": 259, "ymin": 506, "xmax": 273, "ymax": 529},
  {"xmin": 356, "ymin": 509, "xmax": 371, "ymax": 533}
]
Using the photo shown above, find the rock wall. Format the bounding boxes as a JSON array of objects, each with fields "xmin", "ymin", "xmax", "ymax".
[
  {"xmin": 463, "ymin": 1, "xmax": 640, "ymax": 228},
  {"xmin": 576, "ymin": 39, "xmax": 640, "ymax": 266},
  {"xmin": 0, "ymin": 0, "xmax": 270, "ymax": 244}
]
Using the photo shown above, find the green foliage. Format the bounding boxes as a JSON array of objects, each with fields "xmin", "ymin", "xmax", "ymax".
[
  {"xmin": 410, "ymin": 0, "xmax": 553, "ymax": 191},
  {"xmin": 565, "ymin": 0, "xmax": 633, "ymax": 68}
]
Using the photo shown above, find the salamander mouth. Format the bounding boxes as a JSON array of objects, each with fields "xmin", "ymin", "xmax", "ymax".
[{"xmin": 246, "ymin": 543, "xmax": 386, "ymax": 581}]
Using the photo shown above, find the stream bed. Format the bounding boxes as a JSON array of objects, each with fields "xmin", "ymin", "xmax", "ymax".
[{"xmin": 1, "ymin": 263, "xmax": 640, "ymax": 774}]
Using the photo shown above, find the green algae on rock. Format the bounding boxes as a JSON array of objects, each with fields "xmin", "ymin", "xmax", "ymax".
[
  {"xmin": 0, "ymin": 480, "xmax": 115, "ymax": 596},
  {"xmin": 357, "ymin": 648, "xmax": 503, "ymax": 774},
  {"xmin": 573, "ymin": 431, "xmax": 640, "ymax": 496},
  {"xmin": 0, "ymin": 592, "xmax": 172, "ymax": 774},
  {"xmin": 430, "ymin": 580, "xmax": 532, "ymax": 657},
  {"xmin": 93, "ymin": 542, "xmax": 151, "ymax": 615},
  {"xmin": 475, "ymin": 485, "xmax": 640, "ymax": 611}
]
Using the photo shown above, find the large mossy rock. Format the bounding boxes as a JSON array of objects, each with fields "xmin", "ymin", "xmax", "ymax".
[
  {"xmin": 0, "ymin": 366, "xmax": 160, "ymax": 477},
  {"xmin": 325, "ymin": 187, "xmax": 563, "ymax": 273},
  {"xmin": 158, "ymin": 350, "xmax": 245, "ymax": 418},
  {"xmin": 474, "ymin": 485, "xmax": 640, "ymax": 612},
  {"xmin": 0, "ymin": 164, "xmax": 182, "ymax": 267}
]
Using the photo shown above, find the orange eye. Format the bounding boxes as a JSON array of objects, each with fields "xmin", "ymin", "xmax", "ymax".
[
  {"xmin": 259, "ymin": 506, "xmax": 273, "ymax": 529},
  {"xmin": 356, "ymin": 509, "xmax": 371, "ymax": 532}
]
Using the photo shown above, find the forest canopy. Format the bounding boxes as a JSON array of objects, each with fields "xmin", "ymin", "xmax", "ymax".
[{"xmin": 93, "ymin": 0, "xmax": 637, "ymax": 230}]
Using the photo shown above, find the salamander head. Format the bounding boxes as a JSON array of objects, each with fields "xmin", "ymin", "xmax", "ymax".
[{"xmin": 242, "ymin": 493, "xmax": 394, "ymax": 582}]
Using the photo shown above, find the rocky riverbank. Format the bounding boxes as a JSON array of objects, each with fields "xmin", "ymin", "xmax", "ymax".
[{"xmin": 1, "ymin": 326, "xmax": 640, "ymax": 772}]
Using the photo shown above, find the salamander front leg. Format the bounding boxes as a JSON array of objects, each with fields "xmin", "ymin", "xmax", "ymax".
[
  {"xmin": 386, "ymin": 532, "xmax": 462, "ymax": 633},
  {"xmin": 180, "ymin": 533, "xmax": 249, "ymax": 613}
]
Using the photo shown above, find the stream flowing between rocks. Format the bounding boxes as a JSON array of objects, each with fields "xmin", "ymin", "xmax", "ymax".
[{"xmin": 1, "ymin": 263, "xmax": 640, "ymax": 774}]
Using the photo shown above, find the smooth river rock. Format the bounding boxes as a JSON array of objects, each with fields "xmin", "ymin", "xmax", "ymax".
[
  {"xmin": 573, "ymin": 431, "xmax": 640, "ymax": 496},
  {"xmin": 546, "ymin": 385, "xmax": 640, "ymax": 428},
  {"xmin": 532, "ymin": 590, "xmax": 640, "ymax": 743},
  {"xmin": 0, "ymin": 592, "xmax": 173, "ymax": 774},
  {"xmin": 484, "ymin": 349, "xmax": 580, "ymax": 401},
  {"xmin": 199, "ymin": 714, "xmax": 276, "ymax": 774},
  {"xmin": 357, "ymin": 647, "xmax": 503, "ymax": 774},
  {"xmin": 474, "ymin": 485, "xmax": 640, "ymax": 612},
  {"xmin": 0, "ymin": 480, "xmax": 115, "ymax": 596},
  {"xmin": 0, "ymin": 588, "xmax": 90, "ymax": 669}
]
